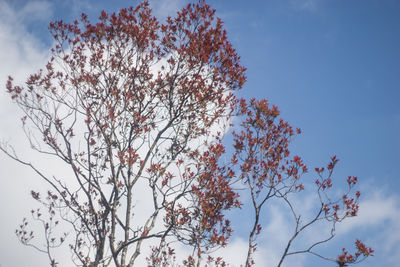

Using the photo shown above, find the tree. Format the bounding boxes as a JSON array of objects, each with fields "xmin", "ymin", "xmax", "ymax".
[{"xmin": 1, "ymin": 1, "xmax": 372, "ymax": 266}]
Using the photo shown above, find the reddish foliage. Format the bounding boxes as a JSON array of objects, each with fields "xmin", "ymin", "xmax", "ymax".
[{"xmin": 2, "ymin": 1, "xmax": 372, "ymax": 267}]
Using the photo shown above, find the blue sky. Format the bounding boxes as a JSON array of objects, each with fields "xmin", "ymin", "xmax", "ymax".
[{"xmin": 0, "ymin": 0, "xmax": 399, "ymax": 266}]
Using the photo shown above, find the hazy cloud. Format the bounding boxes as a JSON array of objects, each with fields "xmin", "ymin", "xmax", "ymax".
[
  {"xmin": 149, "ymin": 0, "xmax": 188, "ymax": 21},
  {"xmin": 290, "ymin": 0, "xmax": 321, "ymax": 12}
]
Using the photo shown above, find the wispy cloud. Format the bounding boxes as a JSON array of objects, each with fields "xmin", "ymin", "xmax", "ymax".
[
  {"xmin": 0, "ymin": 0, "xmax": 53, "ymax": 23},
  {"xmin": 149, "ymin": 0, "xmax": 187, "ymax": 21},
  {"xmin": 219, "ymin": 180, "xmax": 400, "ymax": 266},
  {"xmin": 0, "ymin": 0, "xmax": 51, "ymax": 83},
  {"xmin": 290, "ymin": 0, "xmax": 321, "ymax": 12},
  {"xmin": 336, "ymin": 186, "xmax": 400, "ymax": 265}
]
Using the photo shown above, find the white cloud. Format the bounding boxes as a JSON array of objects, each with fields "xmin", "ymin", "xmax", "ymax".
[
  {"xmin": 0, "ymin": 1, "xmax": 55, "ymax": 266},
  {"xmin": 338, "ymin": 190, "xmax": 399, "ymax": 232},
  {"xmin": 0, "ymin": 0, "xmax": 51, "ymax": 86}
]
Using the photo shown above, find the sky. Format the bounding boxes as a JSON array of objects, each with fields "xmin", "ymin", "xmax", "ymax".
[{"xmin": 0, "ymin": 0, "xmax": 399, "ymax": 266}]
